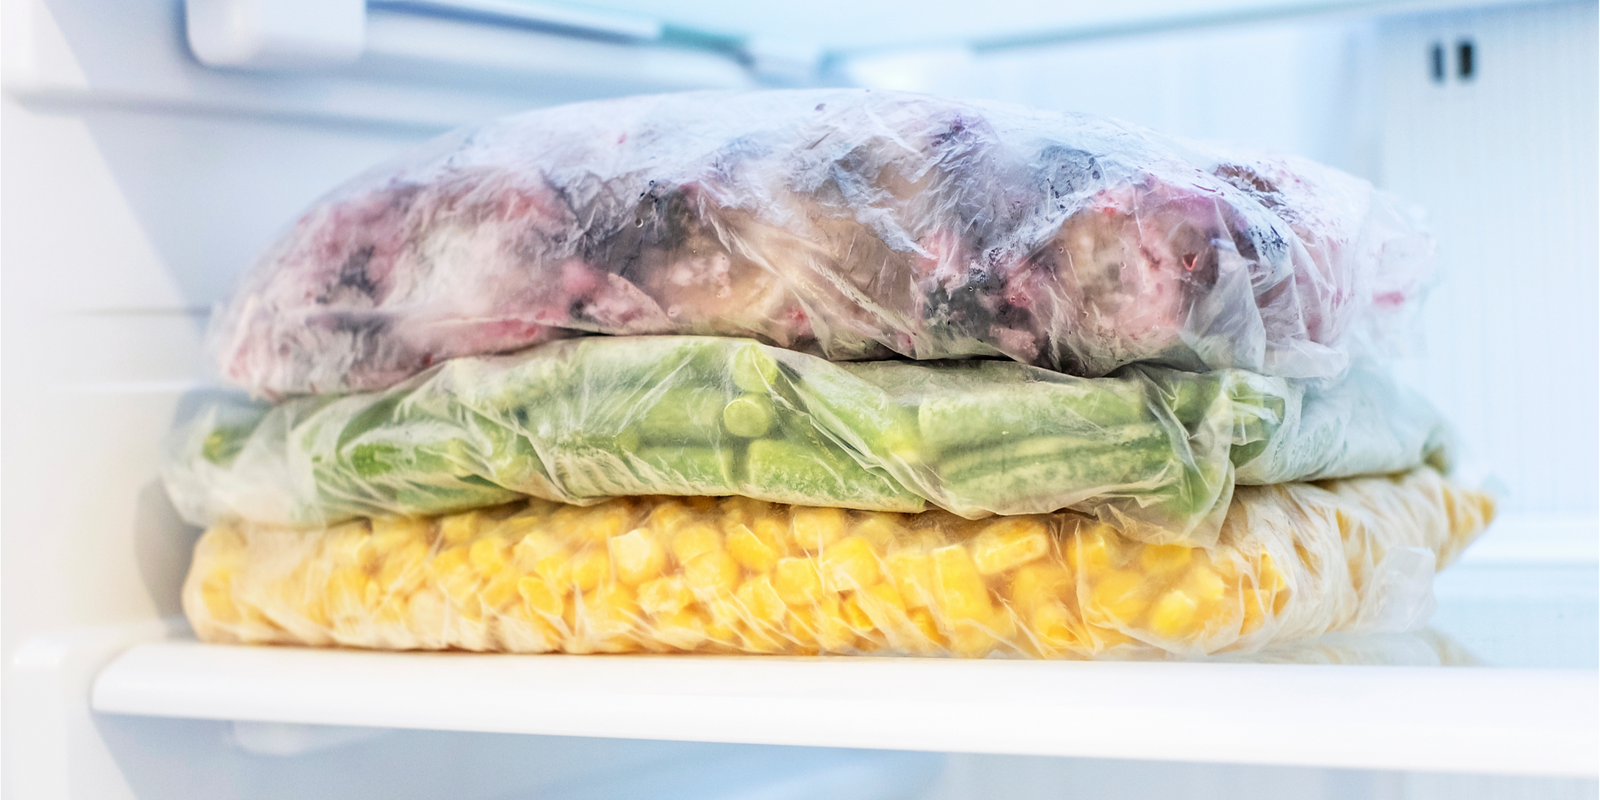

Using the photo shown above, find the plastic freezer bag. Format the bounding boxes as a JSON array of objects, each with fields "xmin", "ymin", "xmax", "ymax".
[
  {"xmin": 183, "ymin": 467, "xmax": 1493, "ymax": 659},
  {"xmin": 212, "ymin": 89, "xmax": 1433, "ymax": 398},
  {"xmin": 165, "ymin": 336, "xmax": 1449, "ymax": 547}
]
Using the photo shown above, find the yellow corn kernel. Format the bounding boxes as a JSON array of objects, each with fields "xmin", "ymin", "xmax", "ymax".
[
  {"xmin": 1030, "ymin": 603, "xmax": 1082, "ymax": 653},
  {"xmin": 773, "ymin": 557, "xmax": 824, "ymax": 606},
  {"xmin": 518, "ymin": 576, "xmax": 565, "ymax": 619},
  {"xmin": 789, "ymin": 596, "xmax": 854, "ymax": 651},
  {"xmin": 887, "ymin": 551, "xmax": 934, "ymax": 609},
  {"xmin": 860, "ymin": 581, "xmax": 908, "ymax": 615},
  {"xmin": 1005, "ymin": 562, "xmax": 1073, "ymax": 615},
  {"xmin": 789, "ymin": 506, "xmax": 848, "ymax": 551},
  {"xmin": 971, "ymin": 518, "xmax": 1050, "ymax": 576},
  {"xmin": 752, "ymin": 517, "xmax": 792, "ymax": 556},
  {"xmin": 655, "ymin": 609, "xmax": 708, "ymax": 650},
  {"xmin": 200, "ymin": 571, "xmax": 240, "ymax": 624},
  {"xmin": 1138, "ymin": 544, "xmax": 1194, "ymax": 574},
  {"xmin": 850, "ymin": 515, "xmax": 905, "ymax": 550},
  {"xmin": 736, "ymin": 575, "xmax": 786, "ymax": 626},
  {"xmin": 490, "ymin": 507, "xmax": 548, "ymax": 539},
  {"xmin": 375, "ymin": 540, "xmax": 431, "ymax": 596},
  {"xmin": 1257, "ymin": 553, "xmax": 1287, "ymax": 594},
  {"xmin": 568, "ymin": 547, "xmax": 609, "ymax": 593},
  {"xmin": 513, "ymin": 532, "xmax": 561, "ymax": 572},
  {"xmin": 323, "ymin": 522, "xmax": 375, "ymax": 571},
  {"xmin": 841, "ymin": 595, "xmax": 876, "ymax": 633},
  {"xmin": 371, "ymin": 516, "xmax": 430, "ymax": 550},
  {"xmin": 438, "ymin": 510, "xmax": 486, "ymax": 546},
  {"xmin": 908, "ymin": 608, "xmax": 945, "ymax": 648},
  {"xmin": 1088, "ymin": 570, "xmax": 1147, "ymax": 622},
  {"xmin": 726, "ymin": 524, "xmax": 780, "ymax": 573},
  {"xmin": 820, "ymin": 536, "xmax": 883, "ymax": 589},
  {"xmin": 576, "ymin": 585, "xmax": 640, "ymax": 653},
  {"xmin": 532, "ymin": 550, "xmax": 574, "ymax": 590},
  {"xmin": 1241, "ymin": 589, "xmax": 1274, "ymax": 634},
  {"xmin": 609, "ymin": 529, "xmax": 666, "ymax": 586},
  {"xmin": 427, "ymin": 547, "xmax": 474, "ymax": 587},
  {"xmin": 1148, "ymin": 589, "xmax": 1201, "ymax": 639},
  {"xmin": 1184, "ymin": 563, "xmax": 1229, "ymax": 606},
  {"xmin": 683, "ymin": 551, "xmax": 741, "ymax": 596},
  {"xmin": 1085, "ymin": 623, "xmax": 1135, "ymax": 651},
  {"xmin": 479, "ymin": 571, "xmax": 521, "ymax": 612},
  {"xmin": 700, "ymin": 596, "xmax": 741, "ymax": 641},
  {"xmin": 647, "ymin": 501, "xmax": 695, "ymax": 535},
  {"xmin": 737, "ymin": 621, "xmax": 787, "ymax": 654},
  {"xmin": 637, "ymin": 576, "xmax": 693, "ymax": 617},
  {"xmin": 329, "ymin": 566, "xmax": 378, "ymax": 613},
  {"xmin": 945, "ymin": 621, "xmax": 1000, "ymax": 658},
  {"xmin": 468, "ymin": 537, "xmax": 510, "ymax": 577},
  {"xmin": 932, "ymin": 545, "xmax": 993, "ymax": 622},
  {"xmin": 1066, "ymin": 523, "xmax": 1119, "ymax": 574},
  {"xmin": 578, "ymin": 503, "xmax": 634, "ymax": 543},
  {"xmin": 404, "ymin": 588, "xmax": 447, "ymax": 643},
  {"xmin": 670, "ymin": 522, "xmax": 723, "ymax": 566}
]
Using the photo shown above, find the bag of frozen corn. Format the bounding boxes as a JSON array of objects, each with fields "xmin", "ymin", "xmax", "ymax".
[
  {"xmin": 165, "ymin": 336, "xmax": 1447, "ymax": 547},
  {"xmin": 184, "ymin": 466, "xmax": 1491, "ymax": 659}
]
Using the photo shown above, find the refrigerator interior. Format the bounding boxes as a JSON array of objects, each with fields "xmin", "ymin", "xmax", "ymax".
[{"xmin": 2, "ymin": 0, "xmax": 1596, "ymax": 797}]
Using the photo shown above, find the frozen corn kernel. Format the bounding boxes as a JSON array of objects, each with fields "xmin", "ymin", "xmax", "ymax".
[
  {"xmin": 1066, "ymin": 523, "xmax": 1119, "ymax": 574},
  {"xmin": 637, "ymin": 575, "xmax": 693, "ymax": 616},
  {"xmin": 1139, "ymin": 544, "xmax": 1193, "ymax": 574},
  {"xmin": 932, "ymin": 545, "xmax": 993, "ymax": 623},
  {"xmin": 438, "ymin": 510, "xmax": 486, "ymax": 546},
  {"xmin": 1088, "ymin": 570, "xmax": 1147, "ymax": 622},
  {"xmin": 1149, "ymin": 589, "xmax": 1201, "ymax": 638},
  {"xmin": 683, "ymin": 551, "xmax": 740, "ymax": 596},
  {"xmin": 580, "ymin": 503, "xmax": 634, "ymax": 542},
  {"xmin": 971, "ymin": 517, "xmax": 1050, "ymax": 576},
  {"xmin": 851, "ymin": 516, "xmax": 904, "ymax": 550},
  {"xmin": 468, "ymin": 537, "xmax": 510, "ymax": 576},
  {"xmin": 773, "ymin": 557, "xmax": 824, "ymax": 606},
  {"xmin": 568, "ymin": 548, "xmax": 609, "ymax": 593},
  {"xmin": 789, "ymin": 506, "xmax": 847, "ymax": 551},
  {"xmin": 187, "ymin": 469, "xmax": 1492, "ymax": 659},
  {"xmin": 609, "ymin": 529, "xmax": 666, "ymax": 586},
  {"xmin": 820, "ymin": 536, "xmax": 882, "ymax": 589},
  {"xmin": 518, "ymin": 576, "xmax": 565, "ymax": 618},
  {"xmin": 886, "ymin": 551, "xmax": 934, "ymax": 609},
  {"xmin": 726, "ymin": 524, "xmax": 780, "ymax": 573},
  {"xmin": 671, "ymin": 522, "xmax": 723, "ymax": 565},
  {"xmin": 1006, "ymin": 562, "xmax": 1073, "ymax": 615},
  {"xmin": 736, "ymin": 575, "xmax": 787, "ymax": 626},
  {"xmin": 654, "ymin": 609, "xmax": 708, "ymax": 650}
]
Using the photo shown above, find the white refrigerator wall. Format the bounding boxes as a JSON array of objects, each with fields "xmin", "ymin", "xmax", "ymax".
[{"xmin": 2, "ymin": 1, "xmax": 1596, "ymax": 798}]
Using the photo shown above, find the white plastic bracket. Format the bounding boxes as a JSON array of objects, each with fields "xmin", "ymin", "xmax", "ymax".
[{"xmin": 185, "ymin": 0, "xmax": 367, "ymax": 70}]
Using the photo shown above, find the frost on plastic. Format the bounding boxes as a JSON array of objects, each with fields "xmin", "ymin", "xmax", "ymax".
[
  {"xmin": 165, "ymin": 337, "xmax": 1450, "ymax": 547},
  {"xmin": 182, "ymin": 467, "xmax": 1493, "ymax": 660},
  {"xmin": 210, "ymin": 90, "xmax": 1434, "ymax": 398}
]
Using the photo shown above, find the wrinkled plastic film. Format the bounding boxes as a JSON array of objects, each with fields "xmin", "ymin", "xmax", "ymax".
[
  {"xmin": 184, "ymin": 467, "xmax": 1492, "ymax": 659},
  {"xmin": 211, "ymin": 90, "xmax": 1433, "ymax": 398},
  {"xmin": 165, "ymin": 337, "xmax": 1448, "ymax": 547}
]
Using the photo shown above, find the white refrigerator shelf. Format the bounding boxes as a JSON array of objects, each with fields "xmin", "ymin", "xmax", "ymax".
[{"xmin": 91, "ymin": 638, "xmax": 1598, "ymax": 777}]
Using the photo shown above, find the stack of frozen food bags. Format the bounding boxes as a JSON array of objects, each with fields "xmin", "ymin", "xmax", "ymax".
[{"xmin": 164, "ymin": 90, "xmax": 1495, "ymax": 659}]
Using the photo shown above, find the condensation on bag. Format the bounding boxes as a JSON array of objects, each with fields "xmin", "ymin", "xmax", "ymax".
[
  {"xmin": 210, "ymin": 89, "xmax": 1434, "ymax": 398},
  {"xmin": 165, "ymin": 337, "xmax": 1449, "ymax": 547},
  {"xmin": 184, "ymin": 467, "xmax": 1492, "ymax": 660}
]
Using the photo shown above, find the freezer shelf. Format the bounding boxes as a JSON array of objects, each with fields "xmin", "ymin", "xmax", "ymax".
[{"xmin": 91, "ymin": 639, "xmax": 1597, "ymax": 777}]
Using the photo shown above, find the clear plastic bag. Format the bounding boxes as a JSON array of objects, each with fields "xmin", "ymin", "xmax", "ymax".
[
  {"xmin": 183, "ymin": 467, "xmax": 1492, "ymax": 659},
  {"xmin": 165, "ymin": 336, "xmax": 1449, "ymax": 546},
  {"xmin": 210, "ymin": 89, "xmax": 1433, "ymax": 398}
]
